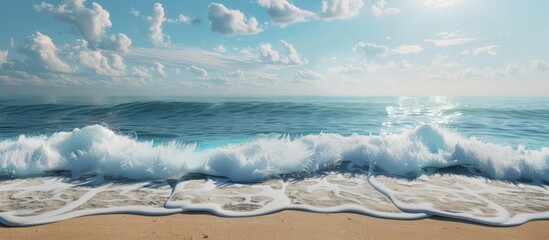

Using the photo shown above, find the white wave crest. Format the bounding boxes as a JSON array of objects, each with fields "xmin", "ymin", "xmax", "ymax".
[{"xmin": 1, "ymin": 125, "xmax": 547, "ymax": 182}]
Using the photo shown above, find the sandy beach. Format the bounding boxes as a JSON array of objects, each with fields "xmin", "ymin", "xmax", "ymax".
[{"xmin": 1, "ymin": 211, "xmax": 547, "ymax": 240}]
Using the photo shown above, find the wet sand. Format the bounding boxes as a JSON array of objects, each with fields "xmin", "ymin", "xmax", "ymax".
[{"xmin": 1, "ymin": 211, "xmax": 548, "ymax": 240}]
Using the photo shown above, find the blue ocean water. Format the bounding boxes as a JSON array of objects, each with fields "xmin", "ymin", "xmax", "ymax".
[
  {"xmin": 0, "ymin": 96, "xmax": 548, "ymax": 226},
  {"xmin": 1, "ymin": 96, "xmax": 547, "ymax": 148}
]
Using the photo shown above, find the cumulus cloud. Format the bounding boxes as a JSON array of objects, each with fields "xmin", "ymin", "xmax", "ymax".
[
  {"xmin": 166, "ymin": 14, "xmax": 201, "ymax": 25},
  {"xmin": 78, "ymin": 51, "xmax": 126, "ymax": 76},
  {"xmin": 371, "ymin": 0, "xmax": 400, "ymax": 17},
  {"xmin": 0, "ymin": 50, "xmax": 8, "ymax": 68},
  {"xmin": 259, "ymin": 43, "xmax": 280, "ymax": 64},
  {"xmin": 425, "ymin": 32, "xmax": 476, "ymax": 47},
  {"xmin": 208, "ymin": 3, "xmax": 263, "ymax": 35},
  {"xmin": 258, "ymin": 0, "xmax": 370, "ymax": 26},
  {"xmin": 391, "ymin": 45, "xmax": 424, "ymax": 54},
  {"xmin": 425, "ymin": 38, "xmax": 476, "ymax": 46},
  {"xmin": 148, "ymin": 3, "xmax": 169, "ymax": 47},
  {"xmin": 111, "ymin": 54, "xmax": 125, "ymax": 71},
  {"xmin": 280, "ymin": 40, "xmax": 305, "ymax": 65},
  {"xmin": 257, "ymin": 0, "xmax": 315, "ymax": 27},
  {"xmin": 19, "ymin": 32, "xmax": 72, "ymax": 73},
  {"xmin": 353, "ymin": 42, "xmax": 389, "ymax": 57},
  {"xmin": 318, "ymin": 0, "xmax": 365, "ymax": 20},
  {"xmin": 35, "ymin": 0, "xmax": 131, "ymax": 52},
  {"xmin": 531, "ymin": 59, "xmax": 549, "ymax": 71},
  {"xmin": 227, "ymin": 69, "xmax": 245, "ymax": 78},
  {"xmin": 131, "ymin": 66, "xmax": 150, "ymax": 78},
  {"xmin": 353, "ymin": 42, "xmax": 423, "ymax": 57},
  {"xmin": 295, "ymin": 69, "xmax": 325, "ymax": 80},
  {"xmin": 35, "ymin": 0, "xmax": 112, "ymax": 42},
  {"xmin": 187, "ymin": 65, "xmax": 208, "ymax": 77},
  {"xmin": 259, "ymin": 40, "xmax": 305, "ymax": 65},
  {"xmin": 154, "ymin": 62, "xmax": 166, "ymax": 77},
  {"xmin": 98, "ymin": 33, "xmax": 132, "ymax": 52},
  {"xmin": 471, "ymin": 45, "xmax": 498, "ymax": 55}
]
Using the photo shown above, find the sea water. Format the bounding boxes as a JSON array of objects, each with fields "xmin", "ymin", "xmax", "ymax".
[{"xmin": 0, "ymin": 96, "xmax": 547, "ymax": 226}]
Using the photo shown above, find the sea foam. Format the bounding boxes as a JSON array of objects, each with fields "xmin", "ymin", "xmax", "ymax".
[{"xmin": 1, "ymin": 124, "xmax": 547, "ymax": 182}]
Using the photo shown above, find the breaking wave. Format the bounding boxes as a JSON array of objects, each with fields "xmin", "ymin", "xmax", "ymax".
[{"xmin": 1, "ymin": 124, "xmax": 547, "ymax": 182}]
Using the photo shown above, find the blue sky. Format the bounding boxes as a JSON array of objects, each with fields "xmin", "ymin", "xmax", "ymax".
[{"xmin": 0, "ymin": 0, "xmax": 548, "ymax": 96}]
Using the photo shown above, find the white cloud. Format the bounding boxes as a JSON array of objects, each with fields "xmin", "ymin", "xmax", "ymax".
[
  {"xmin": 353, "ymin": 42, "xmax": 389, "ymax": 57},
  {"xmin": 154, "ymin": 62, "xmax": 166, "ymax": 77},
  {"xmin": 425, "ymin": 38, "xmax": 476, "ymax": 46},
  {"xmin": 131, "ymin": 66, "xmax": 150, "ymax": 78},
  {"xmin": 328, "ymin": 60, "xmax": 419, "ymax": 75},
  {"xmin": 166, "ymin": 14, "xmax": 201, "ymax": 25},
  {"xmin": 257, "ymin": 0, "xmax": 315, "ymax": 27},
  {"xmin": 240, "ymin": 47, "xmax": 255, "ymax": 57},
  {"xmin": 20, "ymin": 32, "xmax": 72, "ymax": 73},
  {"xmin": 187, "ymin": 65, "xmax": 208, "ymax": 77},
  {"xmin": 280, "ymin": 40, "xmax": 304, "ymax": 65},
  {"xmin": 353, "ymin": 42, "xmax": 422, "ymax": 56},
  {"xmin": 425, "ymin": 32, "xmax": 476, "ymax": 46},
  {"xmin": 125, "ymin": 46, "xmax": 262, "ymax": 73},
  {"xmin": 130, "ymin": 7, "xmax": 140, "ymax": 17},
  {"xmin": 258, "ymin": 40, "xmax": 305, "ymax": 65},
  {"xmin": 98, "ymin": 33, "xmax": 132, "ymax": 52},
  {"xmin": 111, "ymin": 54, "xmax": 125, "ymax": 71},
  {"xmin": 472, "ymin": 45, "xmax": 498, "ymax": 55},
  {"xmin": 422, "ymin": 0, "xmax": 456, "ymax": 8},
  {"xmin": 384, "ymin": 8, "xmax": 401, "ymax": 14},
  {"xmin": 213, "ymin": 45, "xmax": 227, "ymax": 53},
  {"xmin": 35, "ymin": 0, "xmax": 131, "ymax": 52},
  {"xmin": 148, "ymin": 3, "xmax": 169, "ymax": 47},
  {"xmin": 295, "ymin": 69, "xmax": 325, "ymax": 80},
  {"xmin": 0, "ymin": 50, "xmax": 8, "ymax": 68},
  {"xmin": 319, "ymin": 0, "xmax": 365, "ymax": 20},
  {"xmin": 259, "ymin": 43, "xmax": 280, "ymax": 63},
  {"xmin": 391, "ymin": 45, "xmax": 424, "ymax": 54},
  {"xmin": 371, "ymin": 0, "xmax": 400, "ymax": 17},
  {"xmin": 228, "ymin": 69, "xmax": 245, "ymax": 78},
  {"xmin": 327, "ymin": 64, "xmax": 363, "ymax": 74},
  {"xmin": 35, "ymin": 0, "xmax": 112, "ymax": 42},
  {"xmin": 208, "ymin": 3, "xmax": 263, "ymax": 35},
  {"xmin": 78, "ymin": 51, "xmax": 126, "ymax": 76},
  {"xmin": 431, "ymin": 52, "xmax": 459, "ymax": 68},
  {"xmin": 531, "ymin": 59, "xmax": 549, "ymax": 71}
]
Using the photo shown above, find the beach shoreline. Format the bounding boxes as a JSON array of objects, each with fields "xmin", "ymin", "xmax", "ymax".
[{"xmin": 1, "ymin": 211, "xmax": 547, "ymax": 240}]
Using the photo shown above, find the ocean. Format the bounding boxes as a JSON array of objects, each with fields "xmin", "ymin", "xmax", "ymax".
[{"xmin": 0, "ymin": 96, "xmax": 547, "ymax": 226}]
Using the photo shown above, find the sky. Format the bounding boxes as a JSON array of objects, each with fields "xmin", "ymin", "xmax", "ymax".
[{"xmin": 0, "ymin": 0, "xmax": 548, "ymax": 96}]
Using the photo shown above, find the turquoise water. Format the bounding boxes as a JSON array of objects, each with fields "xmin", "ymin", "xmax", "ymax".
[
  {"xmin": 0, "ymin": 96, "xmax": 547, "ymax": 226},
  {"xmin": 1, "ymin": 96, "xmax": 547, "ymax": 148},
  {"xmin": 1, "ymin": 96, "xmax": 548, "ymax": 180}
]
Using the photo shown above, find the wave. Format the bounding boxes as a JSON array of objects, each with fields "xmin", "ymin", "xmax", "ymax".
[{"xmin": 1, "ymin": 125, "xmax": 548, "ymax": 182}]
